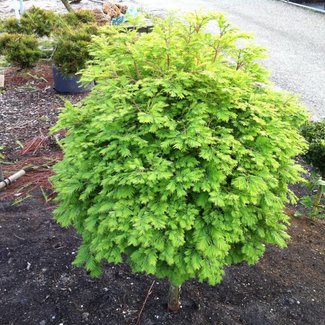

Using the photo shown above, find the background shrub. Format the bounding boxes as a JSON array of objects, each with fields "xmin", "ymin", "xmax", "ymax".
[
  {"xmin": 0, "ymin": 7, "xmax": 57, "ymax": 37},
  {"xmin": 20, "ymin": 6, "xmax": 57, "ymax": 37},
  {"xmin": 61, "ymin": 9, "xmax": 97, "ymax": 27},
  {"xmin": 52, "ymin": 12, "xmax": 308, "ymax": 296},
  {"xmin": 301, "ymin": 120, "xmax": 325, "ymax": 177},
  {"xmin": 0, "ymin": 17, "xmax": 31, "ymax": 34}
]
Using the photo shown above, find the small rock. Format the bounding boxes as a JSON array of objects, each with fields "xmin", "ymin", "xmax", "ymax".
[
  {"xmin": 82, "ymin": 312, "xmax": 90, "ymax": 320},
  {"xmin": 287, "ymin": 298, "xmax": 295, "ymax": 305},
  {"xmin": 39, "ymin": 320, "xmax": 46, "ymax": 325}
]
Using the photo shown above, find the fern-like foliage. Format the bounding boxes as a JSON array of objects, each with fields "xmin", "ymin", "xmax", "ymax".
[{"xmin": 52, "ymin": 12, "xmax": 308, "ymax": 286}]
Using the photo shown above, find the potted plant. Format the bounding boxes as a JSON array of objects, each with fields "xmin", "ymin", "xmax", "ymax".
[{"xmin": 52, "ymin": 24, "xmax": 98, "ymax": 93}]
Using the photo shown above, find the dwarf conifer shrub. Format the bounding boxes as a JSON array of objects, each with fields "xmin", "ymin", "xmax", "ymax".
[
  {"xmin": 21, "ymin": 6, "xmax": 57, "ymax": 37},
  {"xmin": 0, "ymin": 17, "xmax": 28, "ymax": 34},
  {"xmin": 0, "ymin": 7, "xmax": 57, "ymax": 37},
  {"xmin": 0, "ymin": 17, "xmax": 26, "ymax": 34},
  {"xmin": 62, "ymin": 9, "xmax": 97, "ymax": 27},
  {"xmin": 52, "ymin": 13, "xmax": 308, "ymax": 309},
  {"xmin": 0, "ymin": 33, "xmax": 41, "ymax": 68}
]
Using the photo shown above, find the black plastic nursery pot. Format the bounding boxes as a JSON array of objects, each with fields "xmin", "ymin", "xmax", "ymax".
[{"xmin": 52, "ymin": 65, "xmax": 94, "ymax": 94}]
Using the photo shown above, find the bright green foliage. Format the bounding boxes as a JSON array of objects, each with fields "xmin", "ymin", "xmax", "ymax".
[
  {"xmin": 52, "ymin": 13, "xmax": 308, "ymax": 286},
  {"xmin": 0, "ymin": 33, "xmax": 41, "ymax": 68},
  {"xmin": 301, "ymin": 120, "xmax": 325, "ymax": 177},
  {"xmin": 53, "ymin": 24, "xmax": 98, "ymax": 75}
]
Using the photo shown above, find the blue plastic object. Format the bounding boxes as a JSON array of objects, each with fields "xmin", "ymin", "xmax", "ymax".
[
  {"xmin": 52, "ymin": 65, "xmax": 94, "ymax": 94},
  {"xmin": 112, "ymin": 15, "xmax": 125, "ymax": 25}
]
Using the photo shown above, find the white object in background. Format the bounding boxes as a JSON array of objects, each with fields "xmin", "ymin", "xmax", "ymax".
[
  {"xmin": 0, "ymin": 170, "xmax": 26, "ymax": 190},
  {"xmin": 19, "ymin": 0, "xmax": 25, "ymax": 16},
  {"xmin": 13, "ymin": 0, "xmax": 24, "ymax": 19},
  {"xmin": 13, "ymin": 1, "xmax": 21, "ymax": 19}
]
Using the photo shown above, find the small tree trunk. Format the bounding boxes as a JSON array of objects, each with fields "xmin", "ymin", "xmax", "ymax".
[
  {"xmin": 60, "ymin": 0, "xmax": 74, "ymax": 12},
  {"xmin": 167, "ymin": 282, "xmax": 181, "ymax": 312},
  {"xmin": 0, "ymin": 166, "xmax": 3, "ymax": 181}
]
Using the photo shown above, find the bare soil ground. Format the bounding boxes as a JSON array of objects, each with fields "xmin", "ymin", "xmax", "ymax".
[
  {"xmin": 0, "ymin": 199, "xmax": 324, "ymax": 325},
  {"xmin": 0, "ymin": 64, "xmax": 324, "ymax": 325}
]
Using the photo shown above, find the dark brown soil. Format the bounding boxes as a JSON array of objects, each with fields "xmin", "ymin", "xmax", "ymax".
[
  {"xmin": 0, "ymin": 199, "xmax": 324, "ymax": 325},
  {"xmin": 1, "ymin": 63, "xmax": 324, "ymax": 325}
]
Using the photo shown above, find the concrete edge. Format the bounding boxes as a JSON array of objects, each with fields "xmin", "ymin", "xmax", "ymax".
[{"xmin": 277, "ymin": 0, "xmax": 325, "ymax": 14}]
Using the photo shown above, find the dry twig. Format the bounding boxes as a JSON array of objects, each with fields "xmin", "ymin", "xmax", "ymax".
[{"xmin": 135, "ymin": 280, "xmax": 155, "ymax": 325}]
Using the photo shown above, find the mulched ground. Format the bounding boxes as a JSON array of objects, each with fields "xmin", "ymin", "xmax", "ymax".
[
  {"xmin": 0, "ymin": 64, "xmax": 85, "ymax": 159},
  {"xmin": 0, "ymin": 64, "xmax": 324, "ymax": 325}
]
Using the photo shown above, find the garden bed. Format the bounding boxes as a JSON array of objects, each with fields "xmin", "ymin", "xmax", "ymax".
[
  {"xmin": 0, "ymin": 64, "xmax": 325, "ymax": 325},
  {"xmin": 0, "ymin": 198, "xmax": 324, "ymax": 325}
]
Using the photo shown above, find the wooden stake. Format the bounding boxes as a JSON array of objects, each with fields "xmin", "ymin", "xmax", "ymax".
[{"xmin": 0, "ymin": 73, "xmax": 4, "ymax": 89}]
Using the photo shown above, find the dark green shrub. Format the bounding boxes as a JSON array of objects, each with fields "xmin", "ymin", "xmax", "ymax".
[
  {"xmin": 53, "ymin": 25, "xmax": 98, "ymax": 75},
  {"xmin": 0, "ymin": 17, "xmax": 31, "ymax": 34},
  {"xmin": 0, "ymin": 7, "xmax": 57, "ymax": 37},
  {"xmin": 301, "ymin": 120, "xmax": 325, "ymax": 177},
  {"xmin": 0, "ymin": 33, "xmax": 13, "ymax": 54},
  {"xmin": 21, "ymin": 6, "xmax": 57, "ymax": 37},
  {"xmin": 52, "ymin": 13, "xmax": 308, "ymax": 309},
  {"xmin": 301, "ymin": 120, "xmax": 325, "ymax": 213},
  {"xmin": 61, "ymin": 9, "xmax": 97, "ymax": 27},
  {"xmin": 0, "ymin": 33, "xmax": 41, "ymax": 68}
]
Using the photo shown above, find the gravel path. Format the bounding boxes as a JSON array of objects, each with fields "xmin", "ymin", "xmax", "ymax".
[{"xmin": 136, "ymin": 0, "xmax": 325, "ymax": 120}]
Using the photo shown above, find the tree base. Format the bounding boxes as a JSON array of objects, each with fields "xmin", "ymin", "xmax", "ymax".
[{"xmin": 167, "ymin": 283, "xmax": 181, "ymax": 312}]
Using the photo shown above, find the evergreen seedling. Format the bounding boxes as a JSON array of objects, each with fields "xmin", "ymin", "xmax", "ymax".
[{"xmin": 52, "ymin": 12, "xmax": 308, "ymax": 310}]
